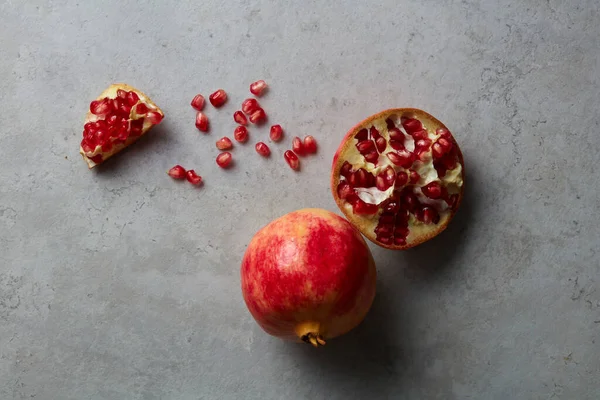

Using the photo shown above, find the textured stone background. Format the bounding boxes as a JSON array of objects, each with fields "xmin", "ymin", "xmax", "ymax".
[{"xmin": 1, "ymin": 0, "xmax": 599, "ymax": 399}]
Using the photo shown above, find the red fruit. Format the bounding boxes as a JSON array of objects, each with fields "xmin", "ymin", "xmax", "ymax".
[
  {"xmin": 242, "ymin": 98, "xmax": 260, "ymax": 115},
  {"xmin": 303, "ymin": 135, "xmax": 317, "ymax": 154},
  {"xmin": 241, "ymin": 208, "xmax": 376, "ymax": 345},
  {"xmin": 233, "ymin": 110, "xmax": 248, "ymax": 126},
  {"xmin": 195, "ymin": 112, "xmax": 209, "ymax": 132},
  {"xmin": 79, "ymin": 84, "xmax": 164, "ymax": 169},
  {"xmin": 249, "ymin": 80, "xmax": 268, "ymax": 96},
  {"xmin": 185, "ymin": 170, "xmax": 203, "ymax": 185},
  {"xmin": 167, "ymin": 165, "xmax": 186, "ymax": 179},
  {"xmin": 255, "ymin": 142, "xmax": 271, "ymax": 157},
  {"xmin": 234, "ymin": 126, "xmax": 248, "ymax": 143},
  {"xmin": 216, "ymin": 137, "xmax": 233, "ymax": 150},
  {"xmin": 191, "ymin": 94, "xmax": 205, "ymax": 111},
  {"xmin": 249, "ymin": 108, "xmax": 266, "ymax": 124},
  {"xmin": 284, "ymin": 150, "xmax": 300, "ymax": 170},
  {"xmin": 331, "ymin": 108, "xmax": 465, "ymax": 250},
  {"xmin": 216, "ymin": 152, "xmax": 233, "ymax": 168},
  {"xmin": 292, "ymin": 136, "xmax": 305, "ymax": 156},
  {"xmin": 270, "ymin": 125, "xmax": 284, "ymax": 141},
  {"xmin": 209, "ymin": 89, "xmax": 227, "ymax": 107}
]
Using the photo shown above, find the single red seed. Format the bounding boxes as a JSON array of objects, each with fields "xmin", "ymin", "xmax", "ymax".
[
  {"xmin": 303, "ymin": 135, "xmax": 317, "ymax": 153},
  {"xmin": 270, "ymin": 125, "xmax": 284, "ymax": 141},
  {"xmin": 438, "ymin": 137, "xmax": 453, "ymax": 153},
  {"xmin": 216, "ymin": 137, "xmax": 233, "ymax": 150},
  {"xmin": 436, "ymin": 128, "xmax": 451, "ymax": 138},
  {"xmin": 337, "ymin": 181, "xmax": 353, "ymax": 199},
  {"xmin": 126, "ymin": 91, "xmax": 140, "ymax": 106},
  {"xmin": 364, "ymin": 151, "xmax": 379, "ymax": 164},
  {"xmin": 389, "ymin": 140, "xmax": 405, "ymax": 150},
  {"xmin": 195, "ymin": 112, "xmax": 209, "ymax": 132},
  {"xmin": 249, "ymin": 80, "xmax": 268, "ymax": 96},
  {"xmin": 216, "ymin": 152, "xmax": 233, "ymax": 168},
  {"xmin": 432, "ymin": 143, "xmax": 445, "ymax": 159},
  {"xmin": 386, "ymin": 118, "xmax": 396, "ymax": 129},
  {"xmin": 255, "ymin": 142, "xmax": 271, "ymax": 157},
  {"xmin": 90, "ymin": 99, "xmax": 111, "ymax": 115},
  {"xmin": 209, "ymin": 89, "xmax": 227, "ymax": 107},
  {"xmin": 242, "ymin": 98, "xmax": 260, "ymax": 115},
  {"xmin": 146, "ymin": 111, "xmax": 163, "ymax": 124},
  {"xmin": 233, "ymin": 111, "xmax": 248, "ymax": 126},
  {"xmin": 135, "ymin": 103, "xmax": 149, "ymax": 115},
  {"xmin": 352, "ymin": 199, "xmax": 378, "ymax": 215},
  {"xmin": 116, "ymin": 89, "xmax": 127, "ymax": 99},
  {"xmin": 233, "ymin": 126, "xmax": 248, "ymax": 142},
  {"xmin": 356, "ymin": 140, "xmax": 375, "ymax": 153},
  {"xmin": 387, "ymin": 149, "xmax": 414, "ymax": 168},
  {"xmin": 355, "ymin": 129, "xmax": 369, "ymax": 141},
  {"xmin": 409, "ymin": 170, "xmax": 420, "ymax": 184},
  {"xmin": 388, "ymin": 128, "xmax": 404, "ymax": 141},
  {"xmin": 375, "ymin": 137, "xmax": 387, "ymax": 153},
  {"xmin": 191, "ymin": 94, "xmax": 205, "ymax": 111},
  {"xmin": 167, "ymin": 165, "xmax": 186, "ymax": 179},
  {"xmin": 396, "ymin": 171, "xmax": 409, "ymax": 186},
  {"xmin": 186, "ymin": 170, "xmax": 203, "ymax": 185},
  {"xmin": 292, "ymin": 136, "xmax": 305, "ymax": 155},
  {"xmin": 422, "ymin": 181, "xmax": 443, "ymax": 199},
  {"xmin": 415, "ymin": 138, "xmax": 432, "ymax": 149},
  {"xmin": 340, "ymin": 161, "xmax": 352, "ymax": 179},
  {"xmin": 249, "ymin": 108, "xmax": 266, "ymax": 124},
  {"xmin": 284, "ymin": 150, "xmax": 300, "ymax": 170},
  {"xmin": 411, "ymin": 130, "xmax": 429, "ymax": 140},
  {"xmin": 402, "ymin": 118, "xmax": 422, "ymax": 133}
]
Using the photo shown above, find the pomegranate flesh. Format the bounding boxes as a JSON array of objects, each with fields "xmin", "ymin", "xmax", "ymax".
[{"xmin": 241, "ymin": 208, "xmax": 376, "ymax": 345}]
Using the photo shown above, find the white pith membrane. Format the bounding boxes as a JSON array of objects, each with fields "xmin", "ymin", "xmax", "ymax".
[
  {"xmin": 336, "ymin": 114, "xmax": 463, "ymax": 246},
  {"xmin": 79, "ymin": 84, "xmax": 163, "ymax": 168}
]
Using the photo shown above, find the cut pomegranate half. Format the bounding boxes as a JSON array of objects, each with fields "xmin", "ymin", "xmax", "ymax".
[
  {"xmin": 330, "ymin": 108, "xmax": 465, "ymax": 250},
  {"xmin": 79, "ymin": 83, "xmax": 164, "ymax": 168}
]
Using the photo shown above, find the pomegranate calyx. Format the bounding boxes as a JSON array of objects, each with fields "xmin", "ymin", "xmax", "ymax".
[{"xmin": 301, "ymin": 332, "xmax": 326, "ymax": 347}]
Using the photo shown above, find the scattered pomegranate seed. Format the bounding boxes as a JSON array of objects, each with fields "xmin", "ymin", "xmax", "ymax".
[
  {"xmin": 249, "ymin": 108, "xmax": 266, "ymax": 124},
  {"xmin": 284, "ymin": 150, "xmax": 300, "ymax": 170},
  {"xmin": 167, "ymin": 165, "xmax": 186, "ymax": 179},
  {"xmin": 233, "ymin": 126, "xmax": 248, "ymax": 142},
  {"xmin": 303, "ymin": 135, "xmax": 317, "ymax": 154},
  {"xmin": 242, "ymin": 98, "xmax": 260, "ymax": 115},
  {"xmin": 216, "ymin": 137, "xmax": 233, "ymax": 150},
  {"xmin": 255, "ymin": 142, "xmax": 271, "ymax": 157},
  {"xmin": 135, "ymin": 103, "xmax": 149, "ymax": 114},
  {"xmin": 209, "ymin": 89, "xmax": 228, "ymax": 108},
  {"xmin": 270, "ymin": 125, "xmax": 284, "ymax": 141},
  {"xmin": 249, "ymin": 80, "xmax": 268, "ymax": 96},
  {"xmin": 233, "ymin": 111, "xmax": 248, "ymax": 126},
  {"xmin": 409, "ymin": 170, "xmax": 420, "ymax": 184},
  {"xmin": 216, "ymin": 152, "xmax": 233, "ymax": 168},
  {"xmin": 186, "ymin": 170, "xmax": 203, "ymax": 185},
  {"xmin": 292, "ymin": 136, "xmax": 305, "ymax": 155},
  {"xmin": 195, "ymin": 112, "xmax": 209, "ymax": 132},
  {"xmin": 191, "ymin": 94, "xmax": 205, "ymax": 111},
  {"xmin": 146, "ymin": 111, "xmax": 163, "ymax": 124}
]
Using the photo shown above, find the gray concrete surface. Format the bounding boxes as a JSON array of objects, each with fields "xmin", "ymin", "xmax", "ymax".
[{"xmin": 1, "ymin": 0, "xmax": 599, "ymax": 399}]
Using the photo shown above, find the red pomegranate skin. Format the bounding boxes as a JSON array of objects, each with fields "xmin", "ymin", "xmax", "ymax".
[{"xmin": 241, "ymin": 208, "xmax": 376, "ymax": 343}]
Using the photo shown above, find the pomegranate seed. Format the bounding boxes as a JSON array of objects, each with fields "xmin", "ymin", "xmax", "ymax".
[
  {"xmin": 195, "ymin": 112, "xmax": 209, "ymax": 132},
  {"xmin": 340, "ymin": 161, "xmax": 352, "ymax": 179},
  {"xmin": 337, "ymin": 181, "xmax": 354, "ymax": 199},
  {"xmin": 375, "ymin": 137, "xmax": 387, "ymax": 153},
  {"xmin": 356, "ymin": 140, "xmax": 375, "ymax": 153},
  {"xmin": 432, "ymin": 143, "xmax": 445, "ymax": 159},
  {"xmin": 402, "ymin": 192, "xmax": 418, "ymax": 211},
  {"xmin": 146, "ymin": 111, "xmax": 163, "ymax": 124},
  {"xmin": 249, "ymin": 108, "xmax": 266, "ymax": 124},
  {"xmin": 249, "ymin": 80, "xmax": 268, "ymax": 96},
  {"xmin": 270, "ymin": 125, "xmax": 284, "ymax": 141},
  {"xmin": 90, "ymin": 155, "xmax": 103, "ymax": 164},
  {"xmin": 388, "ymin": 128, "xmax": 404, "ymax": 141},
  {"xmin": 355, "ymin": 129, "xmax": 369, "ymax": 141},
  {"xmin": 352, "ymin": 199, "xmax": 378, "ymax": 215},
  {"xmin": 442, "ymin": 155, "xmax": 457, "ymax": 170},
  {"xmin": 422, "ymin": 181, "xmax": 443, "ymax": 199},
  {"xmin": 167, "ymin": 165, "xmax": 186, "ymax": 179},
  {"xmin": 437, "ymin": 137, "xmax": 453, "ymax": 153},
  {"xmin": 101, "ymin": 141, "xmax": 113, "ymax": 152},
  {"xmin": 284, "ymin": 150, "xmax": 300, "ymax": 170},
  {"xmin": 292, "ymin": 136, "xmax": 305, "ymax": 155},
  {"xmin": 234, "ymin": 126, "xmax": 248, "ymax": 142},
  {"xmin": 436, "ymin": 128, "xmax": 451, "ymax": 138},
  {"xmin": 233, "ymin": 111, "xmax": 248, "ymax": 126},
  {"xmin": 126, "ymin": 91, "xmax": 140, "ymax": 106},
  {"xmin": 116, "ymin": 89, "xmax": 127, "ymax": 99},
  {"xmin": 415, "ymin": 138, "xmax": 432, "ymax": 149},
  {"xmin": 191, "ymin": 94, "xmax": 205, "ymax": 111},
  {"xmin": 209, "ymin": 89, "xmax": 227, "ymax": 107},
  {"xmin": 396, "ymin": 171, "xmax": 409, "ymax": 186},
  {"xmin": 130, "ymin": 119, "xmax": 143, "ymax": 136},
  {"xmin": 216, "ymin": 137, "xmax": 233, "ymax": 150},
  {"xmin": 402, "ymin": 118, "xmax": 422, "ymax": 133},
  {"xmin": 409, "ymin": 170, "xmax": 420, "ymax": 184},
  {"xmin": 255, "ymin": 142, "xmax": 271, "ymax": 157},
  {"xmin": 242, "ymin": 98, "xmax": 260, "ymax": 115},
  {"xmin": 186, "ymin": 170, "xmax": 203, "ymax": 185},
  {"xmin": 386, "ymin": 150, "xmax": 414, "ymax": 168},
  {"xmin": 411, "ymin": 130, "xmax": 428, "ymax": 141},
  {"xmin": 386, "ymin": 118, "xmax": 396, "ymax": 129},
  {"xmin": 90, "ymin": 99, "xmax": 111, "ymax": 115},
  {"xmin": 418, "ymin": 207, "xmax": 440, "ymax": 224},
  {"xmin": 303, "ymin": 135, "xmax": 317, "ymax": 154},
  {"xmin": 216, "ymin": 152, "xmax": 233, "ymax": 168},
  {"xmin": 135, "ymin": 103, "xmax": 149, "ymax": 115}
]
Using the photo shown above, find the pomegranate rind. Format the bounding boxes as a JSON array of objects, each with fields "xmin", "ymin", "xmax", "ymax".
[
  {"xmin": 241, "ymin": 208, "xmax": 376, "ymax": 343},
  {"xmin": 79, "ymin": 83, "xmax": 164, "ymax": 169},
  {"xmin": 331, "ymin": 108, "xmax": 465, "ymax": 250}
]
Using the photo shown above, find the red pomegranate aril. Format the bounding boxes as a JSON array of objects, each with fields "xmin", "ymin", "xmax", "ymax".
[
  {"xmin": 303, "ymin": 135, "xmax": 317, "ymax": 154},
  {"xmin": 340, "ymin": 161, "xmax": 352, "ymax": 179},
  {"xmin": 216, "ymin": 137, "xmax": 233, "ymax": 150},
  {"xmin": 284, "ymin": 150, "xmax": 300, "ymax": 170},
  {"xmin": 432, "ymin": 142, "xmax": 445, "ymax": 159},
  {"xmin": 186, "ymin": 170, "xmax": 203, "ymax": 185},
  {"xmin": 402, "ymin": 118, "xmax": 422, "ymax": 133},
  {"xmin": 411, "ymin": 130, "xmax": 428, "ymax": 140},
  {"xmin": 375, "ymin": 137, "xmax": 387, "ymax": 153},
  {"xmin": 388, "ymin": 128, "xmax": 404, "ymax": 141},
  {"xmin": 191, "ymin": 94, "xmax": 205, "ymax": 111},
  {"xmin": 409, "ymin": 170, "xmax": 420, "ymax": 184},
  {"xmin": 255, "ymin": 142, "xmax": 271, "ymax": 157},
  {"xmin": 249, "ymin": 80, "xmax": 268, "ymax": 96},
  {"xmin": 216, "ymin": 152, "xmax": 233, "ymax": 168},
  {"xmin": 438, "ymin": 137, "xmax": 453, "ymax": 152},
  {"xmin": 402, "ymin": 192, "xmax": 418, "ymax": 211},
  {"xmin": 234, "ymin": 126, "xmax": 248, "ymax": 142},
  {"xmin": 249, "ymin": 108, "xmax": 266, "ymax": 124},
  {"xmin": 270, "ymin": 125, "xmax": 284, "ymax": 142},
  {"xmin": 415, "ymin": 138, "xmax": 432, "ymax": 149},
  {"xmin": 292, "ymin": 136, "xmax": 305, "ymax": 155},
  {"xmin": 386, "ymin": 118, "xmax": 396, "ymax": 129},
  {"xmin": 387, "ymin": 149, "xmax": 414, "ymax": 168},
  {"xmin": 417, "ymin": 207, "xmax": 440, "ymax": 224},
  {"xmin": 396, "ymin": 171, "xmax": 409, "ymax": 186},
  {"xmin": 352, "ymin": 199, "xmax": 378, "ymax": 215},
  {"xmin": 442, "ymin": 155, "xmax": 457, "ymax": 170},
  {"xmin": 389, "ymin": 140, "xmax": 405, "ymax": 150},
  {"xmin": 195, "ymin": 112, "xmax": 209, "ymax": 132},
  {"xmin": 126, "ymin": 91, "xmax": 139, "ymax": 106},
  {"xmin": 375, "ymin": 224, "xmax": 393, "ymax": 236},
  {"xmin": 436, "ymin": 128, "xmax": 451, "ymax": 138},
  {"xmin": 394, "ymin": 237, "xmax": 407, "ymax": 246},
  {"xmin": 167, "ymin": 165, "xmax": 186, "ymax": 179},
  {"xmin": 356, "ymin": 140, "xmax": 375, "ymax": 153},
  {"xmin": 135, "ymin": 103, "xmax": 149, "ymax": 115},
  {"xmin": 101, "ymin": 141, "xmax": 113, "ymax": 152},
  {"xmin": 90, "ymin": 99, "xmax": 111, "ymax": 115},
  {"xmin": 369, "ymin": 126, "xmax": 381, "ymax": 139},
  {"xmin": 364, "ymin": 151, "xmax": 379, "ymax": 164},
  {"xmin": 234, "ymin": 111, "xmax": 248, "ymax": 126},
  {"xmin": 117, "ymin": 89, "xmax": 127, "ymax": 99},
  {"xmin": 146, "ymin": 111, "xmax": 163, "ymax": 124},
  {"xmin": 446, "ymin": 193, "xmax": 459, "ymax": 209},
  {"xmin": 422, "ymin": 181, "xmax": 443, "ymax": 199},
  {"xmin": 242, "ymin": 98, "xmax": 260, "ymax": 115},
  {"xmin": 209, "ymin": 89, "xmax": 227, "ymax": 108},
  {"xmin": 337, "ymin": 181, "xmax": 353, "ymax": 199},
  {"xmin": 90, "ymin": 155, "xmax": 103, "ymax": 164},
  {"xmin": 355, "ymin": 129, "xmax": 369, "ymax": 141},
  {"xmin": 130, "ymin": 119, "xmax": 143, "ymax": 136}
]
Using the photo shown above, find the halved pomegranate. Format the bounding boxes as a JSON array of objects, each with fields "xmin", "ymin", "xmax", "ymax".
[
  {"xmin": 331, "ymin": 108, "xmax": 465, "ymax": 249},
  {"xmin": 79, "ymin": 83, "xmax": 164, "ymax": 168}
]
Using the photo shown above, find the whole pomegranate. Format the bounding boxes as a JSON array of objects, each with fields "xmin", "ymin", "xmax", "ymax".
[
  {"xmin": 331, "ymin": 108, "xmax": 465, "ymax": 250},
  {"xmin": 241, "ymin": 208, "xmax": 376, "ymax": 346}
]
